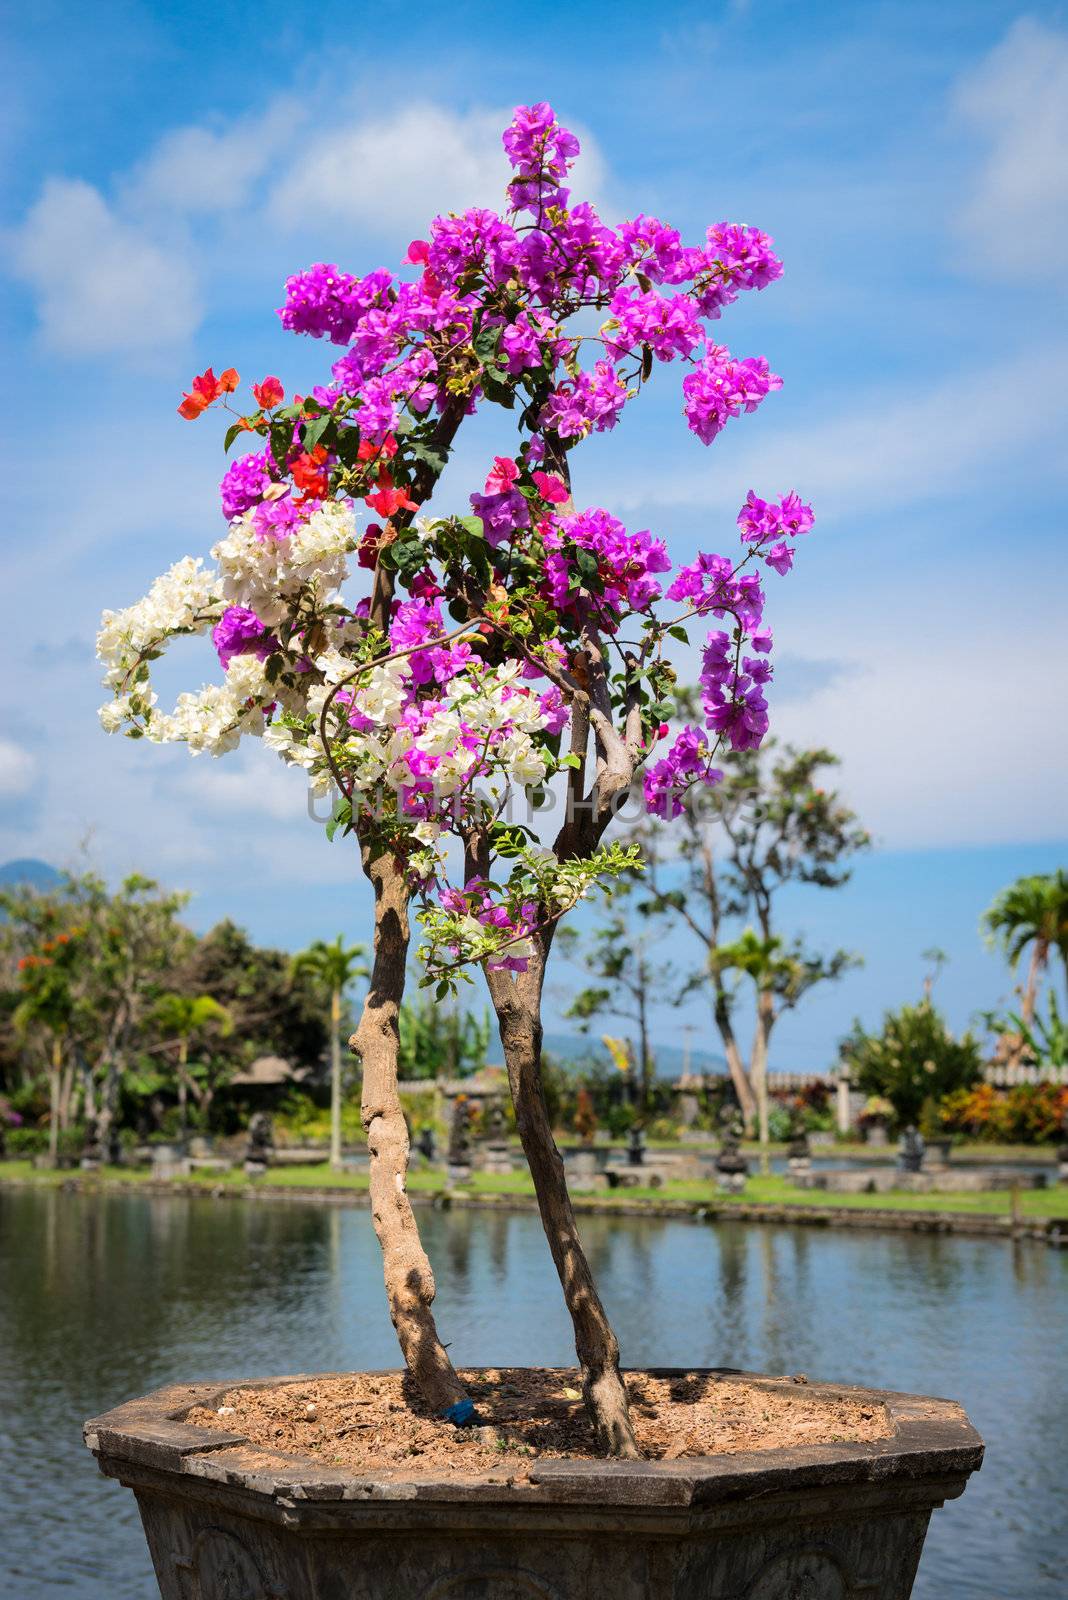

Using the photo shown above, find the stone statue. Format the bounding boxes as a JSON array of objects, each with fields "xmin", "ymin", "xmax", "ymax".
[
  {"xmin": 244, "ymin": 1111, "xmax": 274, "ymax": 1177},
  {"xmin": 447, "ymin": 1097, "xmax": 472, "ymax": 1181},
  {"xmin": 627, "ymin": 1125, "xmax": 647, "ymax": 1167},
  {"xmin": 715, "ymin": 1109, "xmax": 749, "ymax": 1193},
  {"xmin": 480, "ymin": 1099, "xmax": 513, "ymax": 1174},
  {"xmin": 80, "ymin": 1115, "xmax": 105, "ymax": 1171},
  {"xmin": 898, "ymin": 1125, "xmax": 925, "ymax": 1174},
  {"xmin": 416, "ymin": 1124, "xmax": 437, "ymax": 1163}
]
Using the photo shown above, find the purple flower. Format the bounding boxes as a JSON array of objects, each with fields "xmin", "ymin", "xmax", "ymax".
[
  {"xmin": 541, "ymin": 360, "xmax": 629, "ymax": 438},
  {"xmin": 737, "ymin": 489, "xmax": 815, "ymax": 544},
  {"xmin": 252, "ymin": 495, "xmax": 307, "ymax": 542},
  {"xmin": 682, "ymin": 345, "xmax": 782, "ymax": 446},
  {"xmin": 427, "ymin": 208, "xmax": 519, "ymax": 290},
  {"xmin": 212, "ymin": 606, "xmax": 276, "ymax": 670},
  {"xmin": 220, "ymin": 450, "xmax": 274, "ymax": 521},
  {"xmin": 279, "ymin": 264, "xmax": 394, "ymax": 345},
  {"xmin": 604, "ymin": 286, "xmax": 702, "ymax": 363},
  {"xmin": 643, "ymin": 727, "xmax": 723, "ymax": 818},
  {"xmin": 469, "ymin": 489, "xmax": 530, "ymax": 548},
  {"xmin": 764, "ymin": 541, "xmax": 794, "ymax": 575},
  {"xmin": 503, "ymin": 103, "xmax": 580, "ymax": 214}
]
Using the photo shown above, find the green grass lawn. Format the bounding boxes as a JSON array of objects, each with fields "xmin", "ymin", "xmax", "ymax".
[{"xmin": 3, "ymin": 1158, "xmax": 1065, "ymax": 1220}]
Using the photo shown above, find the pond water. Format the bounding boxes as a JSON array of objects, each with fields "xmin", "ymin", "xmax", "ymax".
[{"xmin": 1, "ymin": 1187, "xmax": 1065, "ymax": 1599}]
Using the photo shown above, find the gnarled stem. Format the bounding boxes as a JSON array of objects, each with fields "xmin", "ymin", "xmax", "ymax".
[
  {"xmin": 351, "ymin": 839, "xmax": 468, "ymax": 1416},
  {"xmin": 484, "ymin": 954, "xmax": 640, "ymax": 1458}
]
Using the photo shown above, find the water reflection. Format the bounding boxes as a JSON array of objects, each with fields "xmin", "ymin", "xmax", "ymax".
[{"xmin": 1, "ymin": 1188, "xmax": 1065, "ymax": 1599}]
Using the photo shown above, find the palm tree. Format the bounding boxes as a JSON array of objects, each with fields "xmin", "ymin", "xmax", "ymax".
[
  {"xmin": 291, "ymin": 937, "xmax": 369, "ymax": 1169},
  {"xmin": 153, "ymin": 993, "xmax": 233, "ymax": 1138},
  {"xmin": 982, "ymin": 871, "xmax": 1068, "ymax": 1027}
]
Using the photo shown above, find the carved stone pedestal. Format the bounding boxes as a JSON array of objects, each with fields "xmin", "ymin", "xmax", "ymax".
[{"xmin": 85, "ymin": 1368, "xmax": 982, "ymax": 1600}]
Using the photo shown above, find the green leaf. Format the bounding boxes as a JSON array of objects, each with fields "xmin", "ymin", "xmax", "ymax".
[
  {"xmin": 325, "ymin": 798, "xmax": 352, "ymax": 843},
  {"xmin": 668, "ymin": 625, "xmax": 690, "ymax": 644},
  {"xmin": 301, "ymin": 415, "xmax": 332, "ymax": 452},
  {"xmin": 480, "ymin": 364, "xmax": 515, "ymax": 407},
  {"xmin": 410, "ymin": 439, "xmax": 446, "ymax": 473},
  {"xmin": 269, "ymin": 423, "xmax": 291, "ymax": 473},
  {"xmin": 224, "ymin": 422, "xmax": 250, "ymax": 454}
]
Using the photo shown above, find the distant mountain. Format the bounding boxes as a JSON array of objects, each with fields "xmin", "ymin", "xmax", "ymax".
[
  {"xmin": 541, "ymin": 1029, "xmax": 727, "ymax": 1079},
  {"xmin": 0, "ymin": 859, "xmax": 62, "ymax": 890}
]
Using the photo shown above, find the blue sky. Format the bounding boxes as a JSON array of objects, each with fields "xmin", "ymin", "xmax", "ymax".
[{"xmin": 2, "ymin": 0, "xmax": 1066, "ymax": 1067}]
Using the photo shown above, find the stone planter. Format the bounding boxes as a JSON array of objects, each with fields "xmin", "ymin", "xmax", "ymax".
[{"xmin": 85, "ymin": 1368, "xmax": 981, "ymax": 1600}]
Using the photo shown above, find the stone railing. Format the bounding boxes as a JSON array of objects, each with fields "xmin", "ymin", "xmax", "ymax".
[{"xmin": 981, "ymin": 1062, "xmax": 1068, "ymax": 1087}]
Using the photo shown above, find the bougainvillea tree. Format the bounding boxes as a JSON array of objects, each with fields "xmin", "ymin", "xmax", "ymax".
[{"xmin": 97, "ymin": 104, "xmax": 811, "ymax": 1457}]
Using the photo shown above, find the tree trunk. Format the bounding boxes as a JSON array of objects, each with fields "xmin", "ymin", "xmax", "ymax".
[
  {"xmin": 638, "ymin": 978, "xmax": 652, "ymax": 1114},
  {"xmin": 329, "ymin": 989, "xmax": 343, "ymax": 1171},
  {"xmin": 1021, "ymin": 937, "xmax": 1048, "ymax": 1027},
  {"xmin": 751, "ymin": 989, "xmax": 775, "ymax": 1172},
  {"xmin": 485, "ymin": 958, "xmax": 640, "ymax": 1459},
  {"xmin": 177, "ymin": 1039, "xmax": 189, "ymax": 1141},
  {"xmin": 57, "ymin": 1058, "xmax": 76, "ymax": 1131},
  {"xmin": 352, "ymin": 843, "xmax": 469, "ymax": 1418},
  {"xmin": 48, "ymin": 1036, "xmax": 62, "ymax": 1164},
  {"xmin": 714, "ymin": 989, "xmax": 758, "ymax": 1133}
]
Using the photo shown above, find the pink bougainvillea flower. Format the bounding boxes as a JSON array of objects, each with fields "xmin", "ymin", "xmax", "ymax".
[
  {"xmin": 532, "ymin": 470, "xmax": 568, "ymax": 504},
  {"xmin": 484, "ymin": 455, "xmax": 519, "ymax": 494},
  {"xmin": 178, "ymin": 366, "xmax": 238, "ymax": 420}
]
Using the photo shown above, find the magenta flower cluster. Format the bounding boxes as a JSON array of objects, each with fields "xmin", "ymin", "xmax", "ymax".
[
  {"xmin": 269, "ymin": 101, "xmax": 784, "ymax": 472},
  {"xmin": 197, "ymin": 102, "xmax": 811, "ymax": 959}
]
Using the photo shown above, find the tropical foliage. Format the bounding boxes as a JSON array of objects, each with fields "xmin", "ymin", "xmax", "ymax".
[{"xmin": 841, "ymin": 1000, "xmax": 983, "ymax": 1128}]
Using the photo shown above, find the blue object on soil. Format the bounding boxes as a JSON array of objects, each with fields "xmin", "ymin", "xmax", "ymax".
[{"xmin": 441, "ymin": 1398, "xmax": 476, "ymax": 1426}]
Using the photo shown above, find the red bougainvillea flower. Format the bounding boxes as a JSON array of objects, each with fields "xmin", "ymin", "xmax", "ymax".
[
  {"xmin": 252, "ymin": 376, "xmax": 284, "ymax": 410},
  {"xmin": 178, "ymin": 367, "xmax": 239, "ymax": 420},
  {"xmin": 358, "ymin": 523, "xmax": 385, "ymax": 570},
  {"xmin": 402, "ymin": 239, "xmax": 430, "ymax": 266},
  {"xmin": 365, "ymin": 467, "xmax": 419, "ymax": 518},
  {"xmin": 358, "ymin": 434, "xmax": 398, "ymax": 464},
  {"xmin": 290, "ymin": 445, "xmax": 330, "ymax": 499}
]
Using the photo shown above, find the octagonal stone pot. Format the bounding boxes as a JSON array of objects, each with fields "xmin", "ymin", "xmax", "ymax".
[{"xmin": 84, "ymin": 1368, "xmax": 982, "ymax": 1600}]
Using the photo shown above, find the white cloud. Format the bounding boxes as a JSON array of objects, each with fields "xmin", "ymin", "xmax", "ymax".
[
  {"xmin": 123, "ymin": 99, "xmax": 302, "ymax": 214},
  {"xmin": 772, "ymin": 623, "xmax": 1068, "ymax": 849},
  {"xmin": 0, "ymin": 738, "xmax": 35, "ymax": 798},
  {"xmin": 8, "ymin": 98, "xmax": 610, "ymax": 358},
  {"xmin": 174, "ymin": 744, "xmax": 317, "ymax": 824},
  {"xmin": 8, "ymin": 178, "xmax": 201, "ymax": 354},
  {"xmin": 952, "ymin": 17, "xmax": 1068, "ymax": 276},
  {"xmin": 269, "ymin": 102, "xmax": 607, "ymax": 237},
  {"xmin": 602, "ymin": 342, "xmax": 1068, "ymax": 522}
]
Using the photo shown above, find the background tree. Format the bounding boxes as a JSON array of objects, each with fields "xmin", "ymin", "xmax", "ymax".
[
  {"xmin": 560, "ymin": 873, "xmax": 674, "ymax": 1112},
  {"xmin": 180, "ymin": 920, "xmax": 334, "ymax": 1073},
  {"xmin": 397, "ymin": 989, "xmax": 491, "ymax": 1080},
  {"xmin": 712, "ymin": 926, "xmax": 855, "ymax": 1154},
  {"xmin": 291, "ymin": 937, "xmax": 369, "ymax": 1169},
  {"xmin": 152, "ymin": 993, "xmax": 233, "ymax": 1136},
  {"xmin": 982, "ymin": 871, "xmax": 1068, "ymax": 1033},
  {"xmin": 840, "ymin": 999, "xmax": 982, "ymax": 1128},
  {"xmin": 12, "ymin": 928, "xmax": 82, "ymax": 1162},
  {"xmin": 2, "ymin": 872, "xmax": 192, "ymax": 1145},
  {"xmin": 642, "ymin": 739, "xmax": 869, "ymax": 1142}
]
